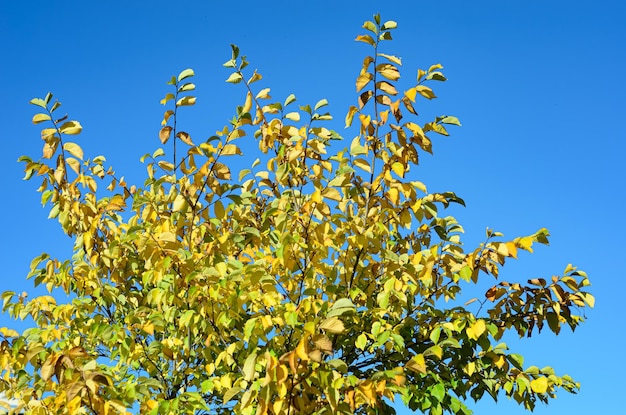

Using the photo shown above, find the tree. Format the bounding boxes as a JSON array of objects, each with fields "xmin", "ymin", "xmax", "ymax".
[{"xmin": 0, "ymin": 15, "xmax": 593, "ymax": 415}]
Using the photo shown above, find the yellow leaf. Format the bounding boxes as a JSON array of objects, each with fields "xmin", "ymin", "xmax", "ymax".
[
  {"xmin": 214, "ymin": 200, "xmax": 225, "ymax": 219},
  {"xmin": 256, "ymin": 88, "xmax": 271, "ymax": 100},
  {"xmin": 377, "ymin": 81, "xmax": 398, "ymax": 95},
  {"xmin": 319, "ymin": 317, "xmax": 344, "ymax": 334},
  {"xmin": 32, "ymin": 113, "xmax": 51, "ymax": 124},
  {"xmin": 0, "ymin": 327, "xmax": 18, "ymax": 337},
  {"xmin": 428, "ymin": 63, "xmax": 443, "ymax": 73},
  {"xmin": 59, "ymin": 121, "xmax": 82, "ymax": 135},
  {"xmin": 67, "ymin": 395, "xmax": 81, "ymax": 415},
  {"xmin": 285, "ymin": 112, "xmax": 300, "ymax": 121},
  {"xmin": 405, "ymin": 88, "xmax": 417, "ymax": 102},
  {"xmin": 242, "ymin": 91, "xmax": 253, "ymax": 114},
  {"xmin": 221, "ymin": 144, "xmax": 241, "ymax": 156},
  {"xmin": 378, "ymin": 53, "xmax": 402, "ymax": 66},
  {"xmin": 405, "ymin": 354, "xmax": 426, "ymax": 374},
  {"xmin": 356, "ymin": 72, "xmax": 373, "ymax": 92},
  {"xmin": 415, "ymin": 85, "xmax": 436, "ymax": 100},
  {"xmin": 160, "ymin": 126, "xmax": 172, "ymax": 144},
  {"xmin": 322, "ymin": 187, "xmax": 342, "ymax": 202},
  {"xmin": 176, "ymin": 96, "xmax": 196, "ymax": 106},
  {"xmin": 345, "ymin": 106, "xmax": 359, "ymax": 128},
  {"xmin": 178, "ymin": 68, "xmax": 194, "ymax": 82},
  {"xmin": 66, "ymin": 157, "xmax": 81, "ymax": 174},
  {"xmin": 530, "ymin": 377, "xmax": 549, "ymax": 394},
  {"xmin": 160, "ymin": 93, "xmax": 175, "ymax": 105},
  {"xmin": 516, "ymin": 236, "xmax": 534, "ymax": 253},
  {"xmin": 173, "ymin": 194, "xmax": 188, "ymax": 212},
  {"xmin": 296, "ymin": 337, "xmax": 309, "ymax": 360},
  {"xmin": 505, "ymin": 241, "xmax": 518, "ymax": 258},
  {"xmin": 353, "ymin": 158, "xmax": 371, "ymax": 173},
  {"xmin": 467, "ymin": 319, "xmax": 486, "ymax": 340},
  {"xmin": 176, "ymin": 131, "xmax": 194, "ymax": 146},
  {"xmin": 311, "ymin": 188, "xmax": 322, "ymax": 203},
  {"xmin": 63, "ymin": 142, "xmax": 84, "ymax": 159},
  {"xmin": 213, "ymin": 162, "xmax": 231, "ymax": 180},
  {"xmin": 357, "ymin": 380, "xmax": 377, "ymax": 404},
  {"xmin": 376, "ymin": 63, "xmax": 400, "ymax": 81},
  {"xmin": 387, "ymin": 188, "xmax": 399, "ymax": 205},
  {"xmin": 391, "ymin": 162, "xmax": 405, "ymax": 178},
  {"xmin": 143, "ymin": 322, "xmax": 154, "ymax": 335},
  {"xmin": 355, "ymin": 34, "xmax": 375, "ymax": 46},
  {"xmin": 158, "ymin": 232, "xmax": 177, "ymax": 243}
]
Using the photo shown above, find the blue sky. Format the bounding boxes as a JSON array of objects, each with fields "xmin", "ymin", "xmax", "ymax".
[{"xmin": 1, "ymin": 1, "xmax": 624, "ymax": 413}]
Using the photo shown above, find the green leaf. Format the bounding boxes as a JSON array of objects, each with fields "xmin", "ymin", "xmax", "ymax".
[{"xmin": 327, "ymin": 298, "xmax": 355, "ymax": 317}]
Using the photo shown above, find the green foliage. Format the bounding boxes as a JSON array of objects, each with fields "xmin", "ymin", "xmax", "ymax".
[{"xmin": 0, "ymin": 15, "xmax": 593, "ymax": 415}]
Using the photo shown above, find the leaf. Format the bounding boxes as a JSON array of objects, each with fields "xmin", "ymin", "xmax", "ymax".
[
  {"xmin": 159, "ymin": 126, "xmax": 172, "ymax": 144},
  {"xmin": 362, "ymin": 20, "xmax": 378, "ymax": 34},
  {"xmin": 178, "ymin": 68, "xmax": 194, "ymax": 82},
  {"xmin": 221, "ymin": 144, "xmax": 241, "ymax": 156},
  {"xmin": 59, "ymin": 121, "xmax": 82, "ymax": 135},
  {"xmin": 176, "ymin": 131, "xmax": 194, "ymax": 146},
  {"xmin": 327, "ymin": 298, "xmax": 355, "ymax": 317},
  {"xmin": 355, "ymin": 35, "xmax": 375, "ymax": 46},
  {"xmin": 530, "ymin": 377, "xmax": 549, "ymax": 394},
  {"xmin": 345, "ymin": 106, "xmax": 359, "ymax": 128},
  {"xmin": 440, "ymin": 115, "xmax": 461, "ymax": 126},
  {"xmin": 160, "ymin": 93, "xmax": 175, "ymax": 105},
  {"xmin": 30, "ymin": 97, "xmax": 47, "ymax": 108},
  {"xmin": 66, "ymin": 157, "xmax": 81, "ymax": 174},
  {"xmin": 356, "ymin": 72, "xmax": 373, "ymax": 92},
  {"xmin": 406, "ymin": 354, "xmax": 426, "ymax": 374},
  {"xmin": 319, "ymin": 317, "xmax": 345, "ymax": 334},
  {"xmin": 178, "ymin": 82, "xmax": 196, "ymax": 92},
  {"xmin": 377, "ymin": 81, "xmax": 398, "ymax": 95},
  {"xmin": 415, "ymin": 85, "xmax": 436, "ymax": 100},
  {"xmin": 248, "ymin": 71, "xmax": 263, "ymax": 84},
  {"xmin": 226, "ymin": 73, "xmax": 243, "ymax": 84},
  {"xmin": 255, "ymin": 88, "xmax": 271, "ymax": 100},
  {"xmin": 223, "ymin": 387, "xmax": 243, "ymax": 403},
  {"xmin": 428, "ymin": 63, "xmax": 443, "ymax": 73},
  {"xmin": 32, "ymin": 113, "xmax": 51, "ymax": 124},
  {"xmin": 242, "ymin": 353, "xmax": 257, "ymax": 381},
  {"xmin": 391, "ymin": 162, "xmax": 405, "ymax": 178},
  {"xmin": 285, "ymin": 112, "xmax": 300, "ymax": 122},
  {"xmin": 381, "ymin": 21, "xmax": 398, "ymax": 30},
  {"xmin": 467, "ymin": 319, "xmax": 486, "ymax": 340},
  {"xmin": 314, "ymin": 99, "xmax": 329, "ymax": 111},
  {"xmin": 176, "ymin": 96, "xmax": 196, "ymax": 106},
  {"xmin": 284, "ymin": 93, "xmax": 296, "ymax": 107},
  {"xmin": 377, "ymin": 53, "xmax": 401, "ymax": 65},
  {"xmin": 63, "ymin": 142, "xmax": 84, "ymax": 159},
  {"xmin": 376, "ymin": 64, "xmax": 400, "ymax": 81}
]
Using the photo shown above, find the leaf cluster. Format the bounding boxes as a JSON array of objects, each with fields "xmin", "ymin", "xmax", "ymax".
[{"xmin": 0, "ymin": 14, "xmax": 593, "ymax": 415}]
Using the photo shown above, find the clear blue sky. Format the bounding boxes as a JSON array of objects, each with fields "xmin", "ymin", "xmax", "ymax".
[{"xmin": 1, "ymin": 1, "xmax": 624, "ymax": 413}]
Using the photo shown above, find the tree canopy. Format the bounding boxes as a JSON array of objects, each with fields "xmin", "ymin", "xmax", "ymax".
[{"xmin": 0, "ymin": 15, "xmax": 593, "ymax": 415}]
